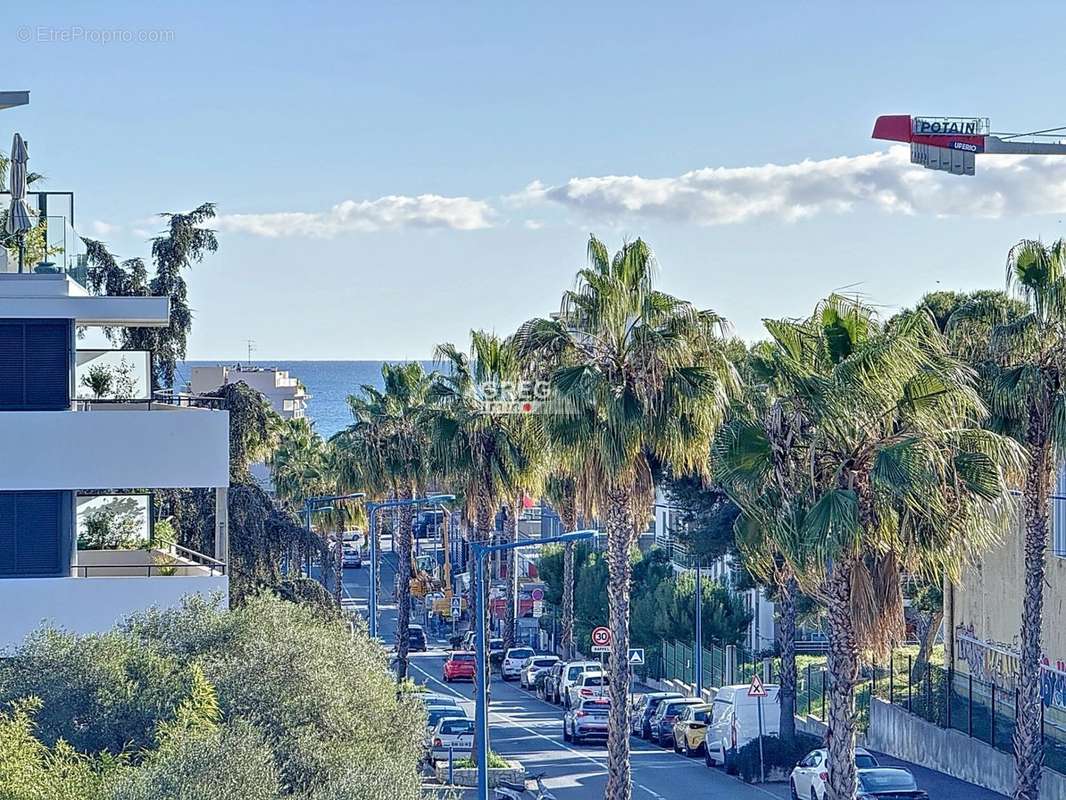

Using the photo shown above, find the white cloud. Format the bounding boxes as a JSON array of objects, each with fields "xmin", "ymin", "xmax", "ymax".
[
  {"xmin": 523, "ymin": 146, "xmax": 1066, "ymax": 225},
  {"xmin": 215, "ymin": 194, "xmax": 494, "ymax": 238},
  {"xmin": 90, "ymin": 220, "xmax": 119, "ymax": 236},
  {"xmin": 523, "ymin": 219, "xmax": 544, "ymax": 230}
]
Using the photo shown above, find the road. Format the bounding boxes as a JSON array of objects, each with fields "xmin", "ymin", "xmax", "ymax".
[{"xmin": 339, "ymin": 549, "xmax": 1006, "ymax": 800}]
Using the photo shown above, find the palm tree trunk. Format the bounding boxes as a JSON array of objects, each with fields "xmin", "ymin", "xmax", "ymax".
[
  {"xmin": 560, "ymin": 499, "xmax": 578, "ymax": 659},
  {"xmin": 503, "ymin": 495, "xmax": 519, "ymax": 650},
  {"xmin": 395, "ymin": 483, "xmax": 415, "ymax": 681},
  {"xmin": 1013, "ymin": 430, "xmax": 1053, "ymax": 800},
  {"xmin": 604, "ymin": 488, "xmax": 635, "ymax": 800},
  {"xmin": 824, "ymin": 564, "xmax": 859, "ymax": 800},
  {"xmin": 470, "ymin": 498, "xmax": 494, "ymax": 768},
  {"xmin": 777, "ymin": 573, "xmax": 798, "ymax": 748}
]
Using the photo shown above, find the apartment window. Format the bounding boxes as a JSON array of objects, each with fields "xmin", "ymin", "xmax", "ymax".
[
  {"xmin": 1054, "ymin": 465, "xmax": 1066, "ymax": 558},
  {"xmin": 0, "ymin": 319, "xmax": 72, "ymax": 410},
  {"xmin": 0, "ymin": 491, "xmax": 71, "ymax": 576}
]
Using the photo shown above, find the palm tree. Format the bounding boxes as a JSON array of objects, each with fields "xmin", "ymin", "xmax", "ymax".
[
  {"xmin": 271, "ymin": 417, "xmax": 353, "ymax": 597},
  {"xmin": 332, "ymin": 363, "xmax": 433, "ymax": 682},
  {"xmin": 429, "ymin": 332, "xmax": 536, "ymax": 764},
  {"xmin": 716, "ymin": 295, "xmax": 1023, "ymax": 800},
  {"xmin": 543, "ymin": 471, "xmax": 581, "ymax": 658},
  {"xmin": 948, "ymin": 239, "xmax": 1066, "ymax": 800},
  {"xmin": 517, "ymin": 236, "xmax": 737, "ymax": 799}
]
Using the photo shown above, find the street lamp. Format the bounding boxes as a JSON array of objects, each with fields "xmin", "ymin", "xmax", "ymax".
[
  {"xmin": 302, "ymin": 492, "xmax": 366, "ymax": 594},
  {"xmin": 470, "ymin": 529, "xmax": 596, "ymax": 800},
  {"xmin": 365, "ymin": 493, "xmax": 455, "ymax": 639}
]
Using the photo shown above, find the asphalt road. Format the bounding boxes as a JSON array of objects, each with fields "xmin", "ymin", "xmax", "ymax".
[{"xmin": 340, "ymin": 548, "xmax": 1006, "ymax": 800}]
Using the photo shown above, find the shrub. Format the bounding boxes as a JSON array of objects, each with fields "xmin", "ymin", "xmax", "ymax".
[
  {"xmin": 735, "ymin": 732, "xmax": 822, "ymax": 783},
  {"xmin": 454, "ymin": 750, "xmax": 509, "ymax": 769}
]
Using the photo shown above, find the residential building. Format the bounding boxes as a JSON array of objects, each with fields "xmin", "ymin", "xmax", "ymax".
[
  {"xmin": 652, "ymin": 487, "xmax": 777, "ymax": 654},
  {"xmin": 945, "ymin": 472, "xmax": 1066, "ymax": 711},
  {"xmin": 0, "ymin": 263, "xmax": 231, "ymax": 652},
  {"xmin": 189, "ymin": 365, "xmax": 308, "ymax": 420}
]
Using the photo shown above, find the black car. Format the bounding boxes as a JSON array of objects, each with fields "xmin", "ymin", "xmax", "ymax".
[
  {"xmin": 631, "ymin": 692, "xmax": 683, "ymax": 739},
  {"xmin": 413, "ymin": 510, "xmax": 445, "ymax": 540},
  {"xmin": 408, "ymin": 624, "xmax": 427, "ymax": 652}
]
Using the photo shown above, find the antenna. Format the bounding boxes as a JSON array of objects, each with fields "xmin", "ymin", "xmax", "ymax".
[{"xmin": 246, "ymin": 339, "xmax": 256, "ymax": 363}]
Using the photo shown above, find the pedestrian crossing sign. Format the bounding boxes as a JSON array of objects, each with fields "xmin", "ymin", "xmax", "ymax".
[{"xmin": 628, "ymin": 648, "xmax": 644, "ymax": 665}]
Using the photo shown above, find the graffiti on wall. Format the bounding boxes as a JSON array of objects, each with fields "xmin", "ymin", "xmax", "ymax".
[{"xmin": 955, "ymin": 623, "xmax": 1066, "ymax": 709}]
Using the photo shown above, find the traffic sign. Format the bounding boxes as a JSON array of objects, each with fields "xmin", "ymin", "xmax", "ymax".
[
  {"xmin": 532, "ymin": 600, "xmax": 544, "ymax": 618},
  {"xmin": 530, "ymin": 587, "xmax": 544, "ymax": 601},
  {"xmin": 747, "ymin": 674, "xmax": 768, "ymax": 698},
  {"xmin": 450, "ymin": 597, "xmax": 462, "ymax": 616},
  {"xmin": 591, "ymin": 626, "xmax": 611, "ymax": 648},
  {"xmin": 628, "ymin": 648, "xmax": 645, "ymax": 666},
  {"xmin": 591, "ymin": 645, "xmax": 610, "ymax": 653}
]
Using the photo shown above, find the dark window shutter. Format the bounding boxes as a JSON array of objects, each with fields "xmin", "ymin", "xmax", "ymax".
[
  {"xmin": 0, "ymin": 324, "xmax": 23, "ymax": 407},
  {"xmin": 0, "ymin": 491, "xmax": 66, "ymax": 576},
  {"xmin": 0, "ymin": 320, "xmax": 70, "ymax": 410},
  {"xmin": 0, "ymin": 494, "xmax": 14, "ymax": 574}
]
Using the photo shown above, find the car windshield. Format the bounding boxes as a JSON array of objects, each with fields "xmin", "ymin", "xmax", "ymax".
[
  {"xmin": 509, "ymin": 649, "xmax": 533, "ymax": 659},
  {"xmin": 425, "ymin": 697, "xmax": 458, "ymax": 707},
  {"xmin": 452, "ymin": 654, "xmax": 474, "ymax": 662},
  {"xmin": 582, "ymin": 701, "xmax": 610, "ymax": 715},
  {"xmin": 855, "ymin": 754, "xmax": 878, "ymax": 769},
  {"xmin": 583, "ymin": 676, "xmax": 605, "ymax": 687},
  {"xmin": 859, "ymin": 771, "xmax": 918, "ymax": 792},
  {"xmin": 692, "ymin": 709, "xmax": 708, "ymax": 723},
  {"xmin": 428, "ymin": 709, "xmax": 464, "ymax": 725},
  {"xmin": 533, "ymin": 659, "xmax": 556, "ymax": 667},
  {"xmin": 567, "ymin": 667, "xmax": 584, "ymax": 680}
]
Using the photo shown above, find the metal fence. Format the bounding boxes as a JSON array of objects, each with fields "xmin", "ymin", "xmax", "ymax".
[{"xmin": 868, "ymin": 653, "xmax": 1066, "ymax": 776}]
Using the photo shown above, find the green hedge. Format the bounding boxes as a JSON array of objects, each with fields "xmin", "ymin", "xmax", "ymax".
[{"xmin": 735, "ymin": 732, "xmax": 821, "ymax": 783}]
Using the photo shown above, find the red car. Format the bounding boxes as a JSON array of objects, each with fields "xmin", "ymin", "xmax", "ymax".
[{"xmin": 443, "ymin": 651, "xmax": 477, "ymax": 682}]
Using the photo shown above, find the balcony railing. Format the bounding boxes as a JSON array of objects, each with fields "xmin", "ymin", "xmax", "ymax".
[
  {"xmin": 75, "ymin": 350, "xmax": 151, "ymax": 402},
  {"xmin": 76, "ymin": 390, "xmax": 225, "ymax": 411},
  {"xmin": 74, "ymin": 544, "xmax": 226, "ymax": 578}
]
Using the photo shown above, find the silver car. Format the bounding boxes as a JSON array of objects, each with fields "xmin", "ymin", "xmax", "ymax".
[{"xmin": 563, "ymin": 697, "xmax": 611, "ymax": 745}]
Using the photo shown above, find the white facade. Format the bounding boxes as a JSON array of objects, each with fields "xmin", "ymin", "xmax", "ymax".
[
  {"xmin": 189, "ymin": 365, "xmax": 308, "ymax": 419},
  {"xmin": 0, "ymin": 273, "xmax": 230, "ymax": 653}
]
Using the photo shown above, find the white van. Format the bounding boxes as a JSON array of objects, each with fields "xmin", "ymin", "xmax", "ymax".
[{"xmin": 703, "ymin": 683, "xmax": 780, "ymax": 773}]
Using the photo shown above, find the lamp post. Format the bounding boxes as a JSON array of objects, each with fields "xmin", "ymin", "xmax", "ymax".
[
  {"xmin": 695, "ymin": 557, "xmax": 703, "ymax": 698},
  {"xmin": 365, "ymin": 493, "xmax": 455, "ymax": 639},
  {"xmin": 471, "ymin": 529, "xmax": 596, "ymax": 800}
]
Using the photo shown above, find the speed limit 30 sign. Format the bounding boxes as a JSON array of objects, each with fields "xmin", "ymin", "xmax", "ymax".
[{"xmin": 591, "ymin": 626, "xmax": 611, "ymax": 652}]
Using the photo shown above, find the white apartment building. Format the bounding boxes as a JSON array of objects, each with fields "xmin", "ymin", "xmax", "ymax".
[
  {"xmin": 0, "ymin": 270, "xmax": 231, "ymax": 652},
  {"xmin": 189, "ymin": 365, "xmax": 308, "ymax": 420},
  {"xmin": 653, "ymin": 487, "xmax": 778, "ymax": 654}
]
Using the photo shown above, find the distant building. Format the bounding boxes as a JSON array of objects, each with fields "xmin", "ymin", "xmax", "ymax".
[
  {"xmin": 0, "ymin": 269, "xmax": 231, "ymax": 652},
  {"xmin": 946, "ymin": 471, "xmax": 1066, "ymax": 709},
  {"xmin": 189, "ymin": 365, "xmax": 309, "ymax": 420},
  {"xmin": 652, "ymin": 487, "xmax": 777, "ymax": 654}
]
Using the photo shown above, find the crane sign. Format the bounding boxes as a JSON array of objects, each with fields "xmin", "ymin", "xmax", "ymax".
[{"xmin": 872, "ymin": 115, "xmax": 1066, "ymax": 176}]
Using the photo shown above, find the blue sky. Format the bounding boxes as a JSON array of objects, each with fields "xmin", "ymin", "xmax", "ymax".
[{"xmin": 9, "ymin": 1, "xmax": 1066, "ymax": 358}]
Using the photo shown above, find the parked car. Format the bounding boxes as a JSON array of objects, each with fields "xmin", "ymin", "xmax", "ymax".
[
  {"xmin": 342, "ymin": 540, "xmax": 362, "ymax": 568},
  {"xmin": 672, "ymin": 703, "xmax": 712, "ymax": 756},
  {"xmin": 502, "ymin": 647, "xmax": 536, "ymax": 680},
  {"xmin": 421, "ymin": 692, "xmax": 461, "ymax": 710},
  {"xmin": 630, "ymin": 692, "xmax": 683, "ymax": 739},
  {"xmin": 541, "ymin": 661, "xmax": 567, "ymax": 703},
  {"xmin": 427, "ymin": 716, "xmax": 474, "ymax": 762},
  {"xmin": 407, "ymin": 624, "xmax": 427, "ymax": 652},
  {"xmin": 425, "ymin": 706, "xmax": 466, "ymax": 736},
  {"xmin": 520, "ymin": 655, "xmax": 560, "ymax": 689},
  {"xmin": 558, "ymin": 661, "xmax": 602, "ymax": 709},
  {"xmin": 853, "ymin": 768, "xmax": 927, "ymax": 800},
  {"xmin": 459, "ymin": 631, "xmax": 504, "ymax": 660},
  {"xmin": 443, "ymin": 651, "xmax": 476, "ymax": 682},
  {"xmin": 649, "ymin": 697, "xmax": 703, "ymax": 746},
  {"xmin": 562, "ymin": 697, "xmax": 611, "ymax": 745},
  {"xmin": 565, "ymin": 671, "xmax": 608, "ymax": 709},
  {"xmin": 413, "ymin": 509, "xmax": 445, "ymax": 539},
  {"xmin": 790, "ymin": 748, "xmax": 880, "ymax": 800},
  {"xmin": 703, "ymin": 683, "xmax": 780, "ymax": 773}
]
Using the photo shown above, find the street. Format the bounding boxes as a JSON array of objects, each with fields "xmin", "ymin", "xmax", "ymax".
[{"xmin": 339, "ymin": 548, "xmax": 1006, "ymax": 800}]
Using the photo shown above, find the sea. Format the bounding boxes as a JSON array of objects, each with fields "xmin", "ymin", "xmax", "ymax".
[{"xmin": 179, "ymin": 361, "xmax": 436, "ymax": 439}]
